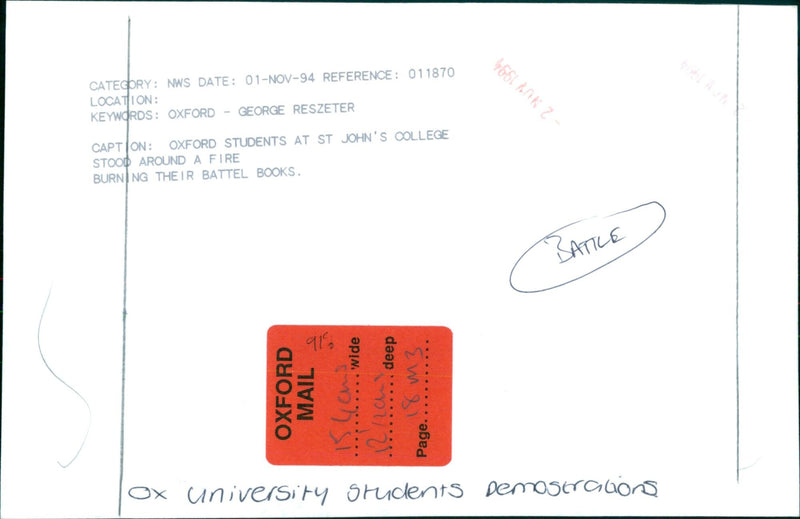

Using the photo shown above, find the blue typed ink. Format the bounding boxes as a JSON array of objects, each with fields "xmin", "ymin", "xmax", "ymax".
[{"xmin": 509, "ymin": 201, "xmax": 666, "ymax": 293}]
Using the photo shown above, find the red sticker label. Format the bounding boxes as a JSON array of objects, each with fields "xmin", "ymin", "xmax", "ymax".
[{"xmin": 266, "ymin": 325, "xmax": 452, "ymax": 466}]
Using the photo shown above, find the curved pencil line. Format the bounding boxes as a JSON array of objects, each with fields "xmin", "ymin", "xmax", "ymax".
[
  {"xmin": 740, "ymin": 456, "xmax": 761, "ymax": 472},
  {"xmin": 37, "ymin": 286, "xmax": 92, "ymax": 468}
]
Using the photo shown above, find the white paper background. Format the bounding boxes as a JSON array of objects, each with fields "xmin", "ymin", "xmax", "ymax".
[{"xmin": 2, "ymin": 2, "xmax": 797, "ymax": 517}]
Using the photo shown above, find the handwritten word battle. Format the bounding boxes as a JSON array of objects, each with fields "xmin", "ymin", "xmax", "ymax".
[{"xmin": 510, "ymin": 202, "xmax": 666, "ymax": 293}]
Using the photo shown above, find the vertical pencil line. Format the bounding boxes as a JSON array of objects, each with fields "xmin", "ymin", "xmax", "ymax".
[
  {"xmin": 118, "ymin": 16, "xmax": 131, "ymax": 516},
  {"xmin": 735, "ymin": 4, "xmax": 741, "ymax": 484}
]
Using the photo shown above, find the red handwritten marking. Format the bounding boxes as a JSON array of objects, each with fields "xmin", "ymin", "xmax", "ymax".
[
  {"xmin": 680, "ymin": 59, "xmax": 744, "ymax": 116},
  {"xmin": 494, "ymin": 58, "xmax": 560, "ymax": 125}
]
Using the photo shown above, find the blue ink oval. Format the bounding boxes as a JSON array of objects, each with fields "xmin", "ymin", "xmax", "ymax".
[{"xmin": 510, "ymin": 201, "xmax": 666, "ymax": 293}]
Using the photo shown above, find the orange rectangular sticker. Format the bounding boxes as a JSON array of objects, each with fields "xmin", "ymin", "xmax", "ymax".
[{"xmin": 267, "ymin": 325, "xmax": 452, "ymax": 466}]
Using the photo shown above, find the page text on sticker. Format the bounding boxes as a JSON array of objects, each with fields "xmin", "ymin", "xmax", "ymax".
[{"xmin": 267, "ymin": 325, "xmax": 452, "ymax": 466}]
